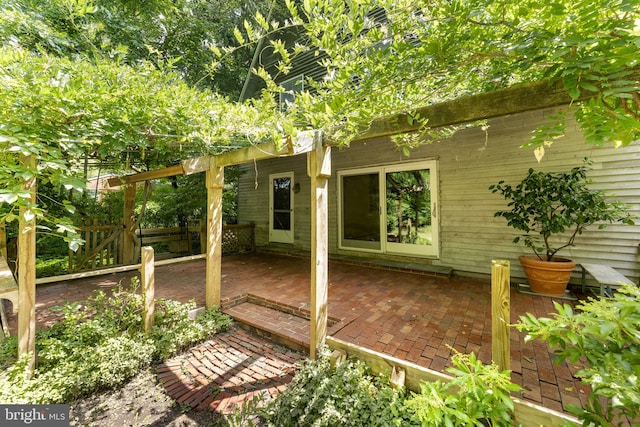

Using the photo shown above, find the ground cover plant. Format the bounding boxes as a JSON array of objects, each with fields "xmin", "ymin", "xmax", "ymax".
[
  {"xmin": 0, "ymin": 278, "xmax": 232, "ymax": 404},
  {"xmin": 253, "ymin": 348, "xmax": 520, "ymax": 427}
]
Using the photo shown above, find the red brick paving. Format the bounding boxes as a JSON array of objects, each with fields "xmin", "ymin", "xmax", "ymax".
[
  {"xmin": 156, "ymin": 326, "xmax": 302, "ymax": 414},
  {"xmin": 4, "ymin": 252, "xmax": 590, "ymax": 415}
]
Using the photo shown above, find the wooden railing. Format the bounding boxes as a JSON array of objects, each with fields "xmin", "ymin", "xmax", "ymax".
[{"xmin": 137, "ymin": 226, "xmax": 193, "ymax": 254}]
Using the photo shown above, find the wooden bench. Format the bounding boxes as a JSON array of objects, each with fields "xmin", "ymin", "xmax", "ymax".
[{"xmin": 580, "ymin": 263, "xmax": 636, "ymax": 297}]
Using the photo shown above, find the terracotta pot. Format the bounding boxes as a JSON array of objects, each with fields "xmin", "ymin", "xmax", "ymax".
[{"xmin": 519, "ymin": 255, "xmax": 577, "ymax": 296}]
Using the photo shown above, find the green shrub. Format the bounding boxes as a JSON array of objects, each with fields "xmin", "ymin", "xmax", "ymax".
[
  {"xmin": 404, "ymin": 351, "xmax": 521, "ymax": 426},
  {"xmin": 0, "ymin": 279, "xmax": 232, "ymax": 403},
  {"xmin": 35, "ymin": 257, "xmax": 68, "ymax": 278},
  {"xmin": 259, "ymin": 348, "xmax": 521, "ymax": 427},
  {"xmin": 260, "ymin": 348, "xmax": 417, "ymax": 427},
  {"xmin": 516, "ymin": 283, "xmax": 640, "ymax": 424}
]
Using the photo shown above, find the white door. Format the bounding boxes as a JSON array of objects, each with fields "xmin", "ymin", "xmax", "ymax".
[
  {"xmin": 338, "ymin": 161, "xmax": 439, "ymax": 257},
  {"xmin": 269, "ymin": 172, "xmax": 294, "ymax": 244}
]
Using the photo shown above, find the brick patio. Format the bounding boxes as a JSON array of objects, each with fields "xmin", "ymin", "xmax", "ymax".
[
  {"xmin": 156, "ymin": 326, "xmax": 303, "ymax": 414},
  {"xmin": 5, "ymin": 252, "xmax": 590, "ymax": 414}
]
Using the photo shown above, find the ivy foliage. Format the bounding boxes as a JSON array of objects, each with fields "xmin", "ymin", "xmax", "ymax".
[
  {"xmin": 226, "ymin": 0, "xmax": 639, "ymax": 151},
  {"xmin": 0, "ymin": 278, "xmax": 232, "ymax": 404},
  {"xmin": 516, "ymin": 284, "xmax": 640, "ymax": 424},
  {"xmin": 0, "ymin": 0, "xmax": 283, "ymax": 96}
]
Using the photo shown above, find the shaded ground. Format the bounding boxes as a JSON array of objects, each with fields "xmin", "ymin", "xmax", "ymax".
[
  {"xmin": 68, "ymin": 325, "xmax": 303, "ymax": 427},
  {"xmin": 69, "ymin": 369, "xmax": 222, "ymax": 427}
]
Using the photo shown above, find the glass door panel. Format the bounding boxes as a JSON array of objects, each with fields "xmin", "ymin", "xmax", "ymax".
[
  {"xmin": 269, "ymin": 173, "xmax": 294, "ymax": 243},
  {"xmin": 340, "ymin": 172, "xmax": 381, "ymax": 250},
  {"xmin": 385, "ymin": 168, "xmax": 436, "ymax": 256}
]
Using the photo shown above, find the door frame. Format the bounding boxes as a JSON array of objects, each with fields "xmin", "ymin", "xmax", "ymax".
[
  {"xmin": 269, "ymin": 172, "xmax": 295, "ymax": 244},
  {"xmin": 337, "ymin": 160, "xmax": 439, "ymax": 257}
]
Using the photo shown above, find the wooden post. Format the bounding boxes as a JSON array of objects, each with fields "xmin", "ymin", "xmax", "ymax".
[
  {"xmin": 491, "ymin": 259, "xmax": 511, "ymax": 372},
  {"xmin": 307, "ymin": 134, "xmax": 331, "ymax": 359},
  {"xmin": 0, "ymin": 221, "xmax": 6, "ymax": 260},
  {"xmin": 141, "ymin": 246, "xmax": 155, "ymax": 332},
  {"xmin": 205, "ymin": 159, "xmax": 224, "ymax": 309},
  {"xmin": 18, "ymin": 154, "xmax": 37, "ymax": 375},
  {"xmin": 122, "ymin": 184, "xmax": 137, "ymax": 265},
  {"xmin": 199, "ymin": 219, "xmax": 206, "ymax": 255}
]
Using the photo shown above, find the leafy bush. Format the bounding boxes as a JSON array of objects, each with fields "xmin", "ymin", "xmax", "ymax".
[
  {"xmin": 404, "ymin": 351, "xmax": 521, "ymax": 426},
  {"xmin": 490, "ymin": 162, "xmax": 633, "ymax": 261},
  {"xmin": 260, "ymin": 348, "xmax": 416, "ymax": 427},
  {"xmin": 259, "ymin": 348, "xmax": 521, "ymax": 427},
  {"xmin": 35, "ymin": 257, "xmax": 68, "ymax": 277},
  {"xmin": 0, "ymin": 279, "xmax": 232, "ymax": 403},
  {"xmin": 517, "ymin": 283, "xmax": 640, "ymax": 424}
]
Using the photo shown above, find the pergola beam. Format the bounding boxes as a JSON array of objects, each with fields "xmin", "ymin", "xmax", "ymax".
[
  {"xmin": 108, "ymin": 164, "xmax": 184, "ymax": 187},
  {"xmin": 109, "ymin": 131, "xmax": 318, "ymax": 185}
]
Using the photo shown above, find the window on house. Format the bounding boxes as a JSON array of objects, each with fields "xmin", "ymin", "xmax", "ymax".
[{"xmin": 279, "ymin": 74, "xmax": 304, "ymax": 111}]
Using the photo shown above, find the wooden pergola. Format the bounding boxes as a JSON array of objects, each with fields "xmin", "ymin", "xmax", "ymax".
[{"xmin": 15, "ymin": 76, "xmax": 583, "ymax": 366}]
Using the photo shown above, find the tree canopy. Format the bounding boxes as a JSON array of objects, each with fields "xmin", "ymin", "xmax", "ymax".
[
  {"xmin": 225, "ymin": 0, "xmax": 639, "ymax": 157},
  {"xmin": 0, "ymin": 0, "xmax": 293, "ymax": 245},
  {"xmin": 1, "ymin": 0, "xmax": 639, "ymax": 246}
]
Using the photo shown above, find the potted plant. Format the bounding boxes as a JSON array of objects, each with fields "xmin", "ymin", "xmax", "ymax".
[{"xmin": 489, "ymin": 162, "xmax": 633, "ymax": 296}]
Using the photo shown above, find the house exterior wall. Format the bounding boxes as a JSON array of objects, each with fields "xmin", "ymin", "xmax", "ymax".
[{"xmin": 238, "ymin": 107, "xmax": 640, "ymax": 282}]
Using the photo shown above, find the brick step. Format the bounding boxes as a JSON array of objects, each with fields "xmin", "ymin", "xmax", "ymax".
[{"xmin": 223, "ymin": 302, "xmax": 311, "ymax": 353}]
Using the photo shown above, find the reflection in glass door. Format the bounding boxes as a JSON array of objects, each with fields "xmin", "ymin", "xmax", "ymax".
[
  {"xmin": 269, "ymin": 172, "xmax": 294, "ymax": 243},
  {"xmin": 341, "ymin": 172, "xmax": 381, "ymax": 250},
  {"xmin": 338, "ymin": 161, "xmax": 438, "ymax": 257},
  {"xmin": 385, "ymin": 167, "xmax": 435, "ymax": 256}
]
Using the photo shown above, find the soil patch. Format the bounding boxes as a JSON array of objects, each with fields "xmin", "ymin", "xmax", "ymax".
[{"xmin": 69, "ymin": 369, "xmax": 222, "ymax": 427}]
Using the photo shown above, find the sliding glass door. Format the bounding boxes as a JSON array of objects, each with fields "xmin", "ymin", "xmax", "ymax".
[{"xmin": 338, "ymin": 161, "xmax": 438, "ymax": 257}]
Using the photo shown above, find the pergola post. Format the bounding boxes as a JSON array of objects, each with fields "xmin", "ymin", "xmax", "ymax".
[
  {"xmin": 141, "ymin": 246, "xmax": 155, "ymax": 332},
  {"xmin": 491, "ymin": 259, "xmax": 511, "ymax": 372},
  {"xmin": 17, "ymin": 154, "xmax": 37, "ymax": 375},
  {"xmin": 205, "ymin": 158, "xmax": 224, "ymax": 309},
  {"xmin": 122, "ymin": 183, "xmax": 137, "ymax": 265},
  {"xmin": 0, "ymin": 221, "xmax": 6, "ymax": 260},
  {"xmin": 307, "ymin": 134, "xmax": 331, "ymax": 359}
]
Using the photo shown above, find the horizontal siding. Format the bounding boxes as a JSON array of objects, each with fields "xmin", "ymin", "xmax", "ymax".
[{"xmin": 238, "ymin": 107, "xmax": 640, "ymax": 283}]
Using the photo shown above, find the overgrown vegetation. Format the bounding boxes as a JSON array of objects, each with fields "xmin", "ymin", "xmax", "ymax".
[
  {"xmin": 0, "ymin": 279, "xmax": 232, "ymax": 403},
  {"xmin": 252, "ymin": 348, "xmax": 520, "ymax": 427},
  {"xmin": 517, "ymin": 283, "xmax": 640, "ymax": 425}
]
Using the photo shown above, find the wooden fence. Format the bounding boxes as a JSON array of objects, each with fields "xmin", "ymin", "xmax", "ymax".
[
  {"xmin": 68, "ymin": 221, "xmax": 255, "ymax": 273},
  {"xmin": 68, "ymin": 220, "xmax": 124, "ymax": 273}
]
